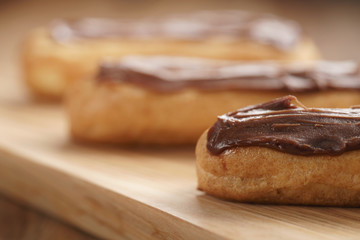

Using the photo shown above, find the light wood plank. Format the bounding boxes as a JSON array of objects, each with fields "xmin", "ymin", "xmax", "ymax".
[{"xmin": 0, "ymin": 100, "xmax": 360, "ymax": 239}]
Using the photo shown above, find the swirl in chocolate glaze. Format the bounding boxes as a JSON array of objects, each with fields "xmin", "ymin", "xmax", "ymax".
[
  {"xmin": 207, "ymin": 95, "xmax": 360, "ymax": 156},
  {"xmin": 97, "ymin": 56, "xmax": 360, "ymax": 92},
  {"xmin": 50, "ymin": 11, "xmax": 301, "ymax": 51}
]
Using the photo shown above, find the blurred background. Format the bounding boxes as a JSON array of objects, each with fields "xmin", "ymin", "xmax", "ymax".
[
  {"xmin": 1, "ymin": 0, "xmax": 360, "ymax": 100},
  {"xmin": 1, "ymin": 0, "xmax": 360, "ymax": 98},
  {"xmin": 0, "ymin": 0, "xmax": 360, "ymax": 239}
]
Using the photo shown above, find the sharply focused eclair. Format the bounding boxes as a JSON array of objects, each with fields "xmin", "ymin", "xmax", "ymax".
[
  {"xmin": 196, "ymin": 95, "xmax": 360, "ymax": 206},
  {"xmin": 65, "ymin": 56, "xmax": 360, "ymax": 145},
  {"xmin": 23, "ymin": 10, "xmax": 320, "ymax": 99}
]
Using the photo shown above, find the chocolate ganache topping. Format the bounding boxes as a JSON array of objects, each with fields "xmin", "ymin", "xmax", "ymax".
[
  {"xmin": 207, "ymin": 95, "xmax": 360, "ymax": 156},
  {"xmin": 97, "ymin": 56, "xmax": 360, "ymax": 92},
  {"xmin": 51, "ymin": 11, "xmax": 301, "ymax": 51}
]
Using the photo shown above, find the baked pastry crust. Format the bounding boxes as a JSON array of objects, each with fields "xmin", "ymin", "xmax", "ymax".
[
  {"xmin": 196, "ymin": 130, "xmax": 360, "ymax": 206},
  {"xmin": 65, "ymin": 77, "xmax": 360, "ymax": 145},
  {"xmin": 23, "ymin": 24, "xmax": 319, "ymax": 100}
]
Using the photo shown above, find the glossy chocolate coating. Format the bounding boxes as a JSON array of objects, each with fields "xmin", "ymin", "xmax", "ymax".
[
  {"xmin": 51, "ymin": 11, "xmax": 301, "ymax": 51},
  {"xmin": 97, "ymin": 56, "xmax": 360, "ymax": 92},
  {"xmin": 207, "ymin": 95, "xmax": 360, "ymax": 156}
]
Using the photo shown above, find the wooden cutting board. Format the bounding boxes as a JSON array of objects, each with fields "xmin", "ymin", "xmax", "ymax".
[{"xmin": 0, "ymin": 95, "xmax": 360, "ymax": 240}]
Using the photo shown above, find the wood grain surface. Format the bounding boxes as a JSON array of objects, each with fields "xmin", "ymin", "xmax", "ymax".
[
  {"xmin": 0, "ymin": 194, "xmax": 96, "ymax": 240},
  {"xmin": 1, "ymin": 0, "xmax": 360, "ymax": 239},
  {"xmin": 1, "ymin": 96, "xmax": 360, "ymax": 240},
  {"xmin": 1, "ymin": 99, "xmax": 360, "ymax": 240}
]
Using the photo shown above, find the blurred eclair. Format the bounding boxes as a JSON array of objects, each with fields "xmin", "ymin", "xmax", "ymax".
[
  {"xmin": 65, "ymin": 56, "xmax": 360, "ymax": 145},
  {"xmin": 23, "ymin": 11, "xmax": 320, "ymax": 99}
]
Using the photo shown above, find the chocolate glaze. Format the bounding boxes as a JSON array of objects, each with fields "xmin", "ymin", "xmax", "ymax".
[
  {"xmin": 97, "ymin": 56, "xmax": 360, "ymax": 92},
  {"xmin": 50, "ymin": 11, "xmax": 301, "ymax": 51},
  {"xmin": 207, "ymin": 95, "xmax": 360, "ymax": 156}
]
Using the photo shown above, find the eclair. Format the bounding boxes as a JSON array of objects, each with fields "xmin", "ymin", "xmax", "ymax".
[
  {"xmin": 196, "ymin": 95, "xmax": 360, "ymax": 206},
  {"xmin": 23, "ymin": 10, "xmax": 320, "ymax": 99},
  {"xmin": 65, "ymin": 56, "xmax": 360, "ymax": 145}
]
